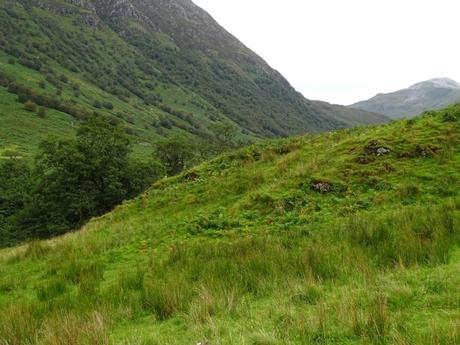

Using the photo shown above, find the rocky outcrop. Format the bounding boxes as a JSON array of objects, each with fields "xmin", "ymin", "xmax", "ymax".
[
  {"xmin": 66, "ymin": 0, "xmax": 96, "ymax": 11},
  {"xmin": 34, "ymin": 0, "xmax": 101, "ymax": 27}
]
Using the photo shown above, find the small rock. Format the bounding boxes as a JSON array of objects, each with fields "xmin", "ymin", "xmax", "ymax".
[
  {"xmin": 312, "ymin": 182, "xmax": 332, "ymax": 193},
  {"xmin": 356, "ymin": 156, "xmax": 374, "ymax": 164},
  {"xmin": 376, "ymin": 147, "xmax": 391, "ymax": 156},
  {"xmin": 364, "ymin": 140, "xmax": 391, "ymax": 156},
  {"xmin": 185, "ymin": 171, "xmax": 199, "ymax": 181}
]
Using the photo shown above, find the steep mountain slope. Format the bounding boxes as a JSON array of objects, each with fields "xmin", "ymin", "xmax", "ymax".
[
  {"xmin": 1, "ymin": 105, "xmax": 459, "ymax": 344},
  {"xmin": 350, "ymin": 77, "xmax": 460, "ymax": 119},
  {"xmin": 0, "ymin": 0, "xmax": 386, "ymax": 157}
]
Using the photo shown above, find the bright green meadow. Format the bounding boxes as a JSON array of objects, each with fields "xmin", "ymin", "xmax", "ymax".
[{"xmin": 1, "ymin": 105, "xmax": 460, "ymax": 344}]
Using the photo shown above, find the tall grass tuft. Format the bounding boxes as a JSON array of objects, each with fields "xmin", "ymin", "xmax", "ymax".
[
  {"xmin": 36, "ymin": 278, "xmax": 67, "ymax": 301},
  {"xmin": 39, "ymin": 311, "xmax": 109, "ymax": 345},
  {"xmin": 367, "ymin": 295, "xmax": 391, "ymax": 344},
  {"xmin": 343, "ymin": 205, "xmax": 459, "ymax": 267},
  {"xmin": 141, "ymin": 276, "xmax": 191, "ymax": 320},
  {"xmin": 0, "ymin": 304, "xmax": 40, "ymax": 345},
  {"xmin": 24, "ymin": 240, "xmax": 50, "ymax": 259}
]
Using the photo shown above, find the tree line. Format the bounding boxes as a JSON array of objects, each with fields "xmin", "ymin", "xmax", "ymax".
[{"xmin": 0, "ymin": 116, "xmax": 241, "ymax": 247}]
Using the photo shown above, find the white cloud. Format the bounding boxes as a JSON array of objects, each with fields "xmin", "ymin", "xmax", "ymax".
[{"xmin": 193, "ymin": 0, "xmax": 460, "ymax": 105}]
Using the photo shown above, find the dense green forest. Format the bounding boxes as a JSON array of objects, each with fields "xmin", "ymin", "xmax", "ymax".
[{"xmin": 0, "ymin": 105, "xmax": 459, "ymax": 344}]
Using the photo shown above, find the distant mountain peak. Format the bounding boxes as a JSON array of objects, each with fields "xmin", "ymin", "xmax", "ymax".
[
  {"xmin": 350, "ymin": 78, "xmax": 460, "ymax": 119},
  {"xmin": 409, "ymin": 78, "xmax": 460, "ymax": 90}
]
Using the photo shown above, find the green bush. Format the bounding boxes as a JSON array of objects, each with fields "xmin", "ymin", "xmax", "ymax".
[
  {"xmin": 37, "ymin": 107, "xmax": 46, "ymax": 118},
  {"xmin": 24, "ymin": 100, "xmax": 37, "ymax": 112}
]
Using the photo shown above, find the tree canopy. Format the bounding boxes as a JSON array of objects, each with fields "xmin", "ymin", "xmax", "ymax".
[{"xmin": 0, "ymin": 116, "xmax": 163, "ymax": 246}]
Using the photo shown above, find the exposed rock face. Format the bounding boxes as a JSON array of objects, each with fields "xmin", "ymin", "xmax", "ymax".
[
  {"xmin": 85, "ymin": 0, "xmax": 271, "ymax": 71},
  {"xmin": 91, "ymin": 0, "xmax": 153, "ymax": 27},
  {"xmin": 34, "ymin": 0, "xmax": 100, "ymax": 24},
  {"xmin": 66, "ymin": 0, "xmax": 96, "ymax": 10}
]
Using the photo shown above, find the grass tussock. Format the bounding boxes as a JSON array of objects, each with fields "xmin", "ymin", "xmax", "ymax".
[
  {"xmin": 39, "ymin": 312, "xmax": 109, "ymax": 345},
  {"xmin": 343, "ymin": 205, "xmax": 458, "ymax": 267},
  {"xmin": 0, "ymin": 306, "xmax": 109, "ymax": 345},
  {"xmin": 24, "ymin": 240, "xmax": 51, "ymax": 259}
]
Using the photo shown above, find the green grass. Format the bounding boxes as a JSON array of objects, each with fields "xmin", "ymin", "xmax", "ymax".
[{"xmin": 0, "ymin": 106, "xmax": 460, "ymax": 344}]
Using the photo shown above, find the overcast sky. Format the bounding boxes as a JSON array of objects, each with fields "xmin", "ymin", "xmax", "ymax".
[{"xmin": 193, "ymin": 0, "xmax": 460, "ymax": 105}]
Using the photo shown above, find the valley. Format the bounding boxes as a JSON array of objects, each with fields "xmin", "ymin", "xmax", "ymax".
[{"xmin": 0, "ymin": 1, "xmax": 459, "ymax": 344}]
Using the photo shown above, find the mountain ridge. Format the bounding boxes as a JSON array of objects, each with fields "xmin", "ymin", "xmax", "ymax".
[
  {"xmin": 0, "ymin": 0, "xmax": 386, "ymax": 158},
  {"xmin": 349, "ymin": 77, "xmax": 460, "ymax": 119}
]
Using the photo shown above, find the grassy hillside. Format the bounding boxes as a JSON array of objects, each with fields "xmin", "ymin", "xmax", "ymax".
[
  {"xmin": 1, "ymin": 105, "xmax": 459, "ymax": 344},
  {"xmin": 0, "ymin": 0, "xmax": 387, "ymax": 158},
  {"xmin": 0, "ymin": 5, "xmax": 231, "ymax": 159}
]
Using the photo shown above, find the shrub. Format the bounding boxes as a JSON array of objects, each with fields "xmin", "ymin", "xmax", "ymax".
[
  {"xmin": 37, "ymin": 107, "xmax": 47, "ymax": 118},
  {"xmin": 442, "ymin": 109, "xmax": 460, "ymax": 122},
  {"xmin": 59, "ymin": 74, "xmax": 68, "ymax": 83},
  {"xmin": 154, "ymin": 135, "xmax": 196, "ymax": 176},
  {"xmin": 247, "ymin": 192, "xmax": 276, "ymax": 210},
  {"xmin": 185, "ymin": 210, "xmax": 239, "ymax": 236},
  {"xmin": 103, "ymin": 102, "xmax": 113, "ymax": 110},
  {"xmin": 19, "ymin": 57, "xmax": 42, "ymax": 71},
  {"xmin": 24, "ymin": 100, "xmax": 37, "ymax": 112},
  {"xmin": 71, "ymin": 82, "xmax": 80, "ymax": 91}
]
